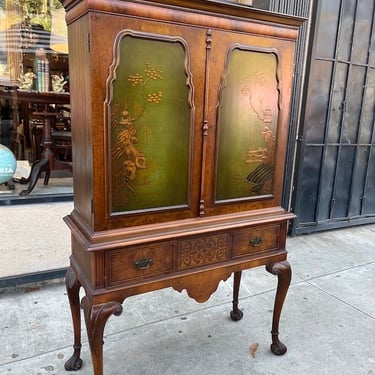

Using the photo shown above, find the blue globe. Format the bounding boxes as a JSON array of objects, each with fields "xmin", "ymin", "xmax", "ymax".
[{"xmin": 0, "ymin": 144, "xmax": 17, "ymax": 184}]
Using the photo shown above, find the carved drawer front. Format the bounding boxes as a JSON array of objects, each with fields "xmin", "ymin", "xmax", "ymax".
[
  {"xmin": 232, "ymin": 224, "xmax": 281, "ymax": 258},
  {"xmin": 177, "ymin": 233, "xmax": 231, "ymax": 270},
  {"xmin": 106, "ymin": 242, "xmax": 174, "ymax": 286}
]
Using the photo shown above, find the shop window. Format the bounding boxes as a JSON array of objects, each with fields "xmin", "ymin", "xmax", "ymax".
[{"xmin": 0, "ymin": 0, "xmax": 72, "ymax": 203}]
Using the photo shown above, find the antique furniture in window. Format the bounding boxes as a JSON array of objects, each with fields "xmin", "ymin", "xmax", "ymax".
[
  {"xmin": 62, "ymin": 1, "xmax": 303, "ymax": 374},
  {"xmin": 0, "ymin": 89, "xmax": 71, "ymax": 194}
]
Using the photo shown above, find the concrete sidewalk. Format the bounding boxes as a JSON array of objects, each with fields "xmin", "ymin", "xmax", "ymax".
[{"xmin": 1, "ymin": 224, "xmax": 375, "ymax": 375}]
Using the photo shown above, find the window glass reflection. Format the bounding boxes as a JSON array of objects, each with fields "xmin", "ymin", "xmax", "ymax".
[{"xmin": 0, "ymin": 0, "xmax": 72, "ymax": 200}]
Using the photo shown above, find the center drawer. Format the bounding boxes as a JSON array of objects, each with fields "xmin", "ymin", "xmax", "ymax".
[{"xmin": 106, "ymin": 242, "xmax": 174, "ymax": 287}]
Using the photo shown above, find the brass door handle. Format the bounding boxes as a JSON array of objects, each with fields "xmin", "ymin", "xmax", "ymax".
[
  {"xmin": 249, "ymin": 237, "xmax": 263, "ymax": 247},
  {"xmin": 133, "ymin": 258, "xmax": 153, "ymax": 270}
]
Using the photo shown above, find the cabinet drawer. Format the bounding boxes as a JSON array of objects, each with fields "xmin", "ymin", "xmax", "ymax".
[
  {"xmin": 232, "ymin": 224, "xmax": 281, "ymax": 258},
  {"xmin": 106, "ymin": 242, "xmax": 174, "ymax": 286}
]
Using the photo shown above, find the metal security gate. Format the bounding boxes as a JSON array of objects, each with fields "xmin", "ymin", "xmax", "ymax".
[{"xmin": 290, "ymin": 0, "xmax": 375, "ymax": 234}]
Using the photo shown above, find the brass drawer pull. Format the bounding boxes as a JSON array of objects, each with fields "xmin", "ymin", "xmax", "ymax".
[
  {"xmin": 249, "ymin": 237, "xmax": 263, "ymax": 247},
  {"xmin": 133, "ymin": 258, "xmax": 153, "ymax": 270}
]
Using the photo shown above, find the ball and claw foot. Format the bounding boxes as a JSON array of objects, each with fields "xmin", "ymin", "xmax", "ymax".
[
  {"xmin": 64, "ymin": 353, "xmax": 83, "ymax": 371},
  {"xmin": 230, "ymin": 308, "xmax": 244, "ymax": 321},
  {"xmin": 270, "ymin": 332, "xmax": 287, "ymax": 356}
]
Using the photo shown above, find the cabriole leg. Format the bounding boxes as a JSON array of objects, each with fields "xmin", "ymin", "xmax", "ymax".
[
  {"xmin": 266, "ymin": 260, "xmax": 292, "ymax": 355},
  {"xmin": 82, "ymin": 297, "xmax": 123, "ymax": 375},
  {"xmin": 64, "ymin": 267, "xmax": 83, "ymax": 371},
  {"xmin": 230, "ymin": 271, "xmax": 244, "ymax": 321}
]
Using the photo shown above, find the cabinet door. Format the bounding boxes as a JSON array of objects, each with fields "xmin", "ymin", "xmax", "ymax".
[
  {"xmin": 203, "ymin": 30, "xmax": 296, "ymax": 216},
  {"xmin": 90, "ymin": 13, "xmax": 207, "ymax": 228}
]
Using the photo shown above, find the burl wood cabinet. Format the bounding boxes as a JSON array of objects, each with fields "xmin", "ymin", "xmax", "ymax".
[{"xmin": 62, "ymin": 1, "xmax": 303, "ymax": 373}]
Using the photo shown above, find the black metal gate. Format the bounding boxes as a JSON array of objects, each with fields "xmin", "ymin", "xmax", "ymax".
[{"xmin": 291, "ymin": 0, "xmax": 375, "ymax": 234}]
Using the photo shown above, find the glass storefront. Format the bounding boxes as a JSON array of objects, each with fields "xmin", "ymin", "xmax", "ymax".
[{"xmin": 0, "ymin": 0, "xmax": 71, "ymax": 203}]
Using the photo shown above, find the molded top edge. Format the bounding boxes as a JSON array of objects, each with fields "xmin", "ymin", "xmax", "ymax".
[{"xmin": 62, "ymin": 0, "xmax": 306, "ymax": 27}]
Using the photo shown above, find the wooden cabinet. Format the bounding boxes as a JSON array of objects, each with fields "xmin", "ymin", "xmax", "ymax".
[{"xmin": 62, "ymin": 1, "xmax": 303, "ymax": 374}]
